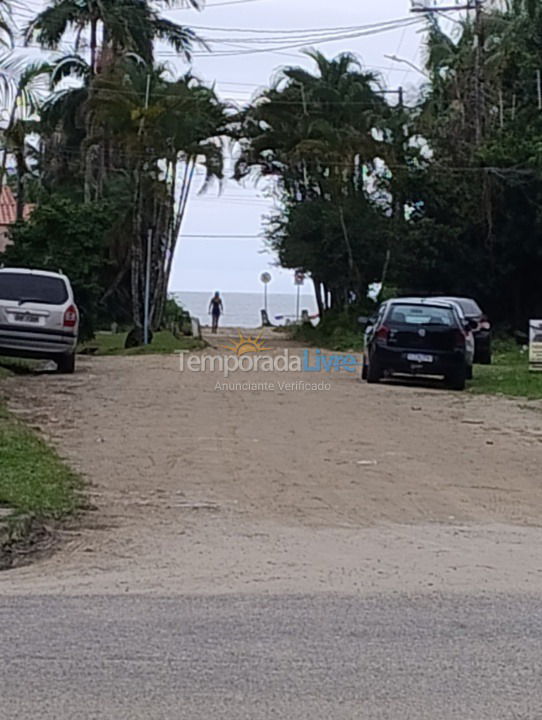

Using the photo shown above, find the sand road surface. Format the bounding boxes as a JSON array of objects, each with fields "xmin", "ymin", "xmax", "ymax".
[{"xmin": 1, "ymin": 329, "xmax": 542, "ymax": 596}]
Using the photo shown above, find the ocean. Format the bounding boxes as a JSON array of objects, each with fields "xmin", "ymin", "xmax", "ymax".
[{"xmin": 172, "ymin": 291, "xmax": 318, "ymax": 328}]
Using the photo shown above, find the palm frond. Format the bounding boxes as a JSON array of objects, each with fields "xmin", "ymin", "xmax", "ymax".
[{"xmin": 25, "ymin": 0, "xmax": 82, "ymax": 48}]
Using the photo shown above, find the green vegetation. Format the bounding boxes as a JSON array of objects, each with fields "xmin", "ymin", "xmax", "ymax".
[
  {"xmin": 80, "ymin": 330, "xmax": 205, "ymax": 356},
  {"xmin": 0, "ymin": 358, "xmax": 35, "ymax": 375},
  {"xmin": 0, "ymin": 404, "xmax": 80, "ymax": 517},
  {"xmin": 236, "ymin": 5, "xmax": 542, "ymax": 332},
  {"xmin": 293, "ymin": 317, "xmax": 363, "ymax": 353},
  {"xmin": 6, "ymin": 196, "xmax": 117, "ymax": 340},
  {"xmin": 470, "ymin": 344, "xmax": 542, "ymax": 401},
  {"xmin": 0, "ymin": 0, "xmax": 226, "ymax": 345}
]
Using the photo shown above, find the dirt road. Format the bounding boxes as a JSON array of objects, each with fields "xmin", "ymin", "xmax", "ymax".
[{"xmin": 2, "ymin": 329, "xmax": 542, "ymax": 595}]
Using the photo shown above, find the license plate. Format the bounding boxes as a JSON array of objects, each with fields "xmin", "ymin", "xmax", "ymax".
[
  {"xmin": 407, "ymin": 353, "xmax": 433, "ymax": 363},
  {"xmin": 14, "ymin": 313, "xmax": 40, "ymax": 323}
]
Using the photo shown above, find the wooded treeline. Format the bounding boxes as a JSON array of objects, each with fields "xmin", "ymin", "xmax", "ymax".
[{"xmin": 236, "ymin": 1, "xmax": 542, "ymax": 330}]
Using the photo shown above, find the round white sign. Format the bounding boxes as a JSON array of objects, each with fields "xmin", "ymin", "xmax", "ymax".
[{"xmin": 260, "ymin": 272, "xmax": 272, "ymax": 285}]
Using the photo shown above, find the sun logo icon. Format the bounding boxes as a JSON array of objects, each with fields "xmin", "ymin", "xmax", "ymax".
[{"xmin": 223, "ymin": 331, "xmax": 271, "ymax": 356}]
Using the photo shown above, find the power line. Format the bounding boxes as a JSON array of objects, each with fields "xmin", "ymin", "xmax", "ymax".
[
  {"xmin": 189, "ymin": 17, "xmax": 420, "ymax": 35},
  {"xmin": 181, "ymin": 233, "xmax": 262, "ymax": 237},
  {"xmin": 165, "ymin": 18, "xmax": 424, "ymax": 57}
]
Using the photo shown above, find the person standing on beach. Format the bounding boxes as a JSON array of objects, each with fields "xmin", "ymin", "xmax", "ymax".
[{"xmin": 209, "ymin": 291, "xmax": 224, "ymax": 334}]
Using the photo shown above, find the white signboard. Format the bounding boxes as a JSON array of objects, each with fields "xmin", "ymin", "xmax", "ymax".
[
  {"xmin": 294, "ymin": 270, "xmax": 305, "ymax": 286},
  {"xmin": 529, "ymin": 320, "xmax": 542, "ymax": 371}
]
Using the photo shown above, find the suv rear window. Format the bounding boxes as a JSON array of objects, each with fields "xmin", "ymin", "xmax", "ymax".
[
  {"xmin": 388, "ymin": 304, "xmax": 456, "ymax": 327},
  {"xmin": 0, "ymin": 272, "xmax": 68, "ymax": 305}
]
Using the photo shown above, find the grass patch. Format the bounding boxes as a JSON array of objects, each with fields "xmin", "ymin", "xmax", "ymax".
[
  {"xmin": 0, "ymin": 404, "xmax": 80, "ymax": 518},
  {"xmin": 0, "ymin": 357, "xmax": 38, "ymax": 375},
  {"xmin": 80, "ymin": 330, "xmax": 206, "ymax": 356},
  {"xmin": 470, "ymin": 340, "xmax": 542, "ymax": 400},
  {"xmin": 292, "ymin": 320, "xmax": 363, "ymax": 352}
]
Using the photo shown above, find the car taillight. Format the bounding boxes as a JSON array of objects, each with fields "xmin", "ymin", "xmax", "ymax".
[
  {"xmin": 63, "ymin": 304, "xmax": 78, "ymax": 328},
  {"xmin": 376, "ymin": 326, "xmax": 389, "ymax": 344},
  {"xmin": 455, "ymin": 329, "xmax": 466, "ymax": 346},
  {"xmin": 479, "ymin": 316, "xmax": 491, "ymax": 331}
]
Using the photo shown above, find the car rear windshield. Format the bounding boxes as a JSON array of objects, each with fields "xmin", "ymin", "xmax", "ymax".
[
  {"xmin": 0, "ymin": 272, "xmax": 68, "ymax": 305},
  {"xmin": 388, "ymin": 304, "xmax": 456, "ymax": 327}
]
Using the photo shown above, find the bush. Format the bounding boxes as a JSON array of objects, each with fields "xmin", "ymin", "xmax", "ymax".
[{"xmin": 4, "ymin": 195, "xmax": 115, "ymax": 340}]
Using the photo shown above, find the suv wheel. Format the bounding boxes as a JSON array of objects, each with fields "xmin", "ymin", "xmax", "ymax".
[
  {"xmin": 361, "ymin": 357, "xmax": 368, "ymax": 381},
  {"xmin": 57, "ymin": 353, "xmax": 75, "ymax": 374}
]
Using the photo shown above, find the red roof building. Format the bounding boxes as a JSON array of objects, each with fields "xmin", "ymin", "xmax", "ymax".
[{"xmin": 0, "ymin": 185, "xmax": 35, "ymax": 253}]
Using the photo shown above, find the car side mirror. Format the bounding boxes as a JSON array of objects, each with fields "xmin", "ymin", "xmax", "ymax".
[{"xmin": 466, "ymin": 319, "xmax": 477, "ymax": 331}]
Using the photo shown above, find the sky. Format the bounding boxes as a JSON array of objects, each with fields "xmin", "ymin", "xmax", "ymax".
[{"xmin": 13, "ymin": 0, "xmax": 433, "ymax": 295}]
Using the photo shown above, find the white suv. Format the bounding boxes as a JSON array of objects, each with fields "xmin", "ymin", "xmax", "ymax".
[{"xmin": 0, "ymin": 268, "xmax": 79, "ymax": 373}]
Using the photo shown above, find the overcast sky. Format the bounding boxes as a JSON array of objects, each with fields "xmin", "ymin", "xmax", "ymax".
[{"xmin": 17, "ymin": 0, "xmax": 431, "ymax": 294}]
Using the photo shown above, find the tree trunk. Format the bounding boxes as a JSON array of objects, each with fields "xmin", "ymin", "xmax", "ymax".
[
  {"xmin": 15, "ymin": 149, "xmax": 25, "ymax": 222},
  {"xmin": 312, "ymin": 275, "xmax": 324, "ymax": 319},
  {"xmin": 90, "ymin": 17, "xmax": 98, "ymax": 76},
  {"xmin": 162, "ymin": 157, "xmax": 196, "ymax": 302},
  {"xmin": 338, "ymin": 205, "xmax": 362, "ymax": 302},
  {"xmin": 131, "ymin": 167, "xmax": 144, "ymax": 330}
]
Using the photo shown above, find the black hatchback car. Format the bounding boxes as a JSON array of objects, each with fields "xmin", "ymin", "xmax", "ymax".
[{"xmin": 362, "ymin": 298, "xmax": 474, "ymax": 390}]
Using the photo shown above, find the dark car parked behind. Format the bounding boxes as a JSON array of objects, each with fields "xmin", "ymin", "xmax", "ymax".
[
  {"xmin": 362, "ymin": 298, "xmax": 475, "ymax": 391},
  {"xmin": 433, "ymin": 297, "xmax": 491, "ymax": 364}
]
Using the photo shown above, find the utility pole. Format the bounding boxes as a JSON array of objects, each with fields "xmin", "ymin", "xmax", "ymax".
[
  {"xmin": 474, "ymin": 0, "xmax": 484, "ymax": 145},
  {"xmin": 411, "ymin": 0, "xmax": 484, "ymax": 144},
  {"xmin": 140, "ymin": 73, "xmax": 152, "ymax": 345}
]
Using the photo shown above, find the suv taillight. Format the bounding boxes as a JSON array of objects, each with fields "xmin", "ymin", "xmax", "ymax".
[
  {"xmin": 63, "ymin": 304, "xmax": 77, "ymax": 328},
  {"xmin": 376, "ymin": 326, "xmax": 389, "ymax": 344}
]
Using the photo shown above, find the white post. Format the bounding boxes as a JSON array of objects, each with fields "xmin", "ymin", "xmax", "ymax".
[
  {"xmin": 144, "ymin": 228, "xmax": 152, "ymax": 345},
  {"xmin": 296, "ymin": 285, "xmax": 301, "ymax": 323}
]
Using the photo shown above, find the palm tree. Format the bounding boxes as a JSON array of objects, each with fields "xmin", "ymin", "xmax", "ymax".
[
  {"xmin": 236, "ymin": 51, "xmax": 388, "ymax": 304},
  {"xmin": 25, "ymin": 0, "xmax": 202, "ymax": 75},
  {"xmin": 0, "ymin": 54, "xmax": 51, "ymax": 212},
  {"xmin": 79, "ymin": 60, "xmax": 227, "ymax": 333}
]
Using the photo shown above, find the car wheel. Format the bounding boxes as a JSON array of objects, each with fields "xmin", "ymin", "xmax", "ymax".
[
  {"xmin": 446, "ymin": 365, "xmax": 466, "ymax": 391},
  {"xmin": 361, "ymin": 357, "xmax": 368, "ymax": 381},
  {"xmin": 57, "ymin": 353, "xmax": 75, "ymax": 374},
  {"xmin": 366, "ymin": 354, "xmax": 382, "ymax": 384}
]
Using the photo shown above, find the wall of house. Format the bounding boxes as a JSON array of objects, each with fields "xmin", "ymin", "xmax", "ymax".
[{"xmin": 0, "ymin": 225, "xmax": 11, "ymax": 253}]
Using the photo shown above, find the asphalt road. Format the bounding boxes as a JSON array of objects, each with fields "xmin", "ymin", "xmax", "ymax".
[{"xmin": 2, "ymin": 592, "xmax": 542, "ymax": 720}]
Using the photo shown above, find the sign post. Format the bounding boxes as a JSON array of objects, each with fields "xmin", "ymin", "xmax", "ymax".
[
  {"xmin": 529, "ymin": 320, "xmax": 542, "ymax": 371},
  {"xmin": 294, "ymin": 270, "xmax": 305, "ymax": 322},
  {"xmin": 260, "ymin": 272, "xmax": 271, "ymax": 315}
]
